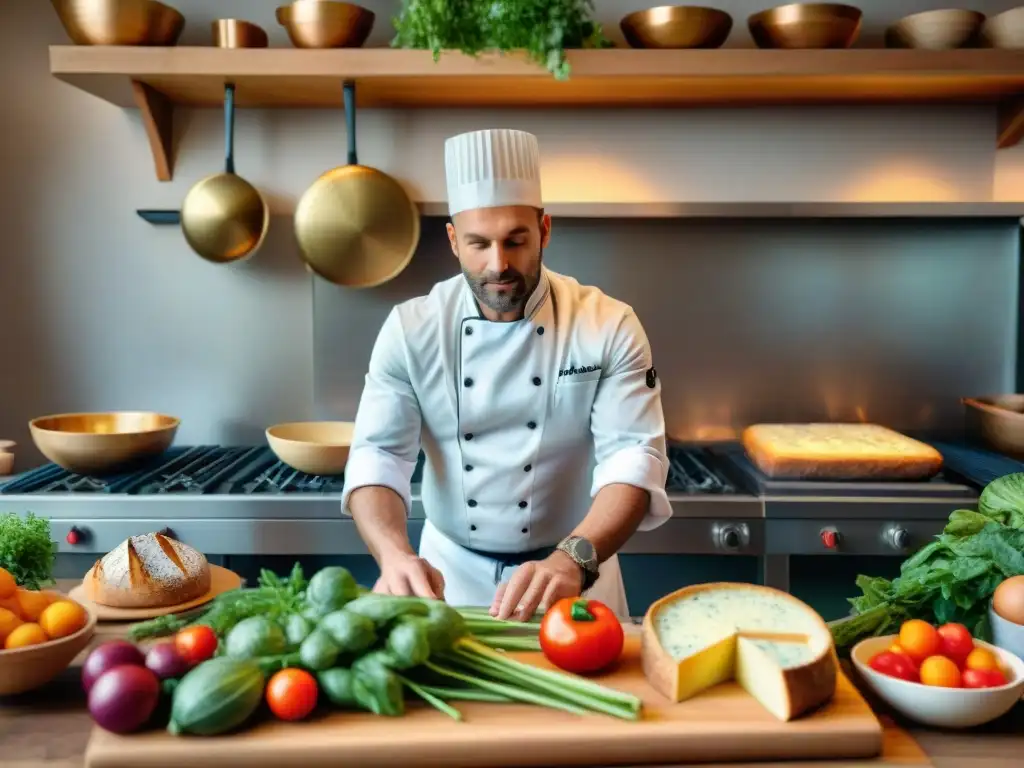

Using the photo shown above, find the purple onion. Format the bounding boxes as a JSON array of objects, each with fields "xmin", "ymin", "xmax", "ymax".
[
  {"xmin": 88, "ymin": 665, "xmax": 160, "ymax": 734},
  {"xmin": 81, "ymin": 641, "xmax": 146, "ymax": 693},
  {"xmin": 145, "ymin": 641, "xmax": 190, "ymax": 680}
]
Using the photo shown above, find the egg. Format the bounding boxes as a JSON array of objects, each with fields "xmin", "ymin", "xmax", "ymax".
[{"xmin": 992, "ymin": 575, "xmax": 1024, "ymax": 626}]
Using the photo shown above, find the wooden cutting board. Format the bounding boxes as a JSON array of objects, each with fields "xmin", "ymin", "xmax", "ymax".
[{"xmin": 85, "ymin": 635, "xmax": 886, "ymax": 768}]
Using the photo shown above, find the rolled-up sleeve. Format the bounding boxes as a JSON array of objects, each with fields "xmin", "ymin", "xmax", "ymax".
[
  {"xmin": 589, "ymin": 308, "xmax": 671, "ymax": 531},
  {"xmin": 340, "ymin": 308, "xmax": 423, "ymax": 517}
]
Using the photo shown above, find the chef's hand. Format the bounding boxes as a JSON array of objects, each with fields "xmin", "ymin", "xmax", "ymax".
[
  {"xmin": 490, "ymin": 551, "xmax": 582, "ymax": 621},
  {"xmin": 373, "ymin": 553, "xmax": 446, "ymax": 600}
]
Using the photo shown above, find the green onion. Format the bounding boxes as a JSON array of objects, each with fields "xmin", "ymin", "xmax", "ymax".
[
  {"xmin": 398, "ymin": 675, "xmax": 463, "ymax": 721},
  {"xmin": 424, "ymin": 661, "xmax": 592, "ymax": 717}
]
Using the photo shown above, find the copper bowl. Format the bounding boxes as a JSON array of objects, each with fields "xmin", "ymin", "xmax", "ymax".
[
  {"xmin": 266, "ymin": 421, "xmax": 354, "ymax": 476},
  {"xmin": 620, "ymin": 6, "xmax": 733, "ymax": 49},
  {"xmin": 213, "ymin": 19, "xmax": 269, "ymax": 48},
  {"xmin": 748, "ymin": 3, "xmax": 862, "ymax": 49},
  {"xmin": 50, "ymin": 0, "xmax": 185, "ymax": 46},
  {"xmin": 886, "ymin": 9, "xmax": 985, "ymax": 50},
  {"xmin": 964, "ymin": 396, "xmax": 1024, "ymax": 459},
  {"xmin": 29, "ymin": 412, "xmax": 179, "ymax": 476},
  {"xmin": 276, "ymin": 1, "xmax": 375, "ymax": 48},
  {"xmin": 982, "ymin": 6, "xmax": 1024, "ymax": 49}
]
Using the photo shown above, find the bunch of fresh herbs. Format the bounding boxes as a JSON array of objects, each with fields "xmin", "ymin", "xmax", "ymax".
[
  {"xmin": 0, "ymin": 511, "xmax": 57, "ymax": 590},
  {"xmin": 830, "ymin": 473, "xmax": 1024, "ymax": 651},
  {"xmin": 391, "ymin": 0, "xmax": 611, "ymax": 80}
]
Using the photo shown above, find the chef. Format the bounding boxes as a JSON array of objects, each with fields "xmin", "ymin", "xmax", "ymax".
[{"xmin": 340, "ymin": 128, "xmax": 672, "ymax": 621}]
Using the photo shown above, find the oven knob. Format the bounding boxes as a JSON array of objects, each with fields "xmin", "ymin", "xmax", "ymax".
[
  {"xmin": 820, "ymin": 527, "xmax": 840, "ymax": 550},
  {"xmin": 713, "ymin": 523, "xmax": 748, "ymax": 551},
  {"xmin": 885, "ymin": 525, "xmax": 911, "ymax": 551},
  {"xmin": 66, "ymin": 527, "xmax": 83, "ymax": 545}
]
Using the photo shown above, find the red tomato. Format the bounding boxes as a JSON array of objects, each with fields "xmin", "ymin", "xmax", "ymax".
[
  {"xmin": 539, "ymin": 598, "xmax": 624, "ymax": 675},
  {"xmin": 266, "ymin": 668, "xmax": 318, "ymax": 721},
  {"xmin": 174, "ymin": 625, "xmax": 218, "ymax": 665},
  {"xmin": 936, "ymin": 623, "xmax": 974, "ymax": 665},
  {"xmin": 962, "ymin": 668, "xmax": 1009, "ymax": 688},
  {"xmin": 868, "ymin": 651, "xmax": 919, "ymax": 682}
]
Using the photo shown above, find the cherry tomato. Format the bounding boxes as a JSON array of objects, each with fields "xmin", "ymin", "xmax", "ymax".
[
  {"xmin": 174, "ymin": 625, "xmax": 218, "ymax": 665},
  {"xmin": 266, "ymin": 668, "xmax": 318, "ymax": 721},
  {"xmin": 888, "ymin": 643, "xmax": 918, "ymax": 666},
  {"xmin": 868, "ymin": 651, "xmax": 919, "ymax": 682},
  {"xmin": 964, "ymin": 648, "xmax": 1000, "ymax": 672},
  {"xmin": 960, "ymin": 667, "xmax": 1005, "ymax": 689},
  {"xmin": 898, "ymin": 620, "xmax": 941, "ymax": 663},
  {"xmin": 919, "ymin": 655, "xmax": 962, "ymax": 688},
  {"xmin": 936, "ymin": 623, "xmax": 974, "ymax": 666},
  {"xmin": 539, "ymin": 598, "xmax": 624, "ymax": 675}
]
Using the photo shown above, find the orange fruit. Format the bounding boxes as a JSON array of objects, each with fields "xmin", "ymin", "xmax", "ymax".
[
  {"xmin": 0, "ymin": 594, "xmax": 22, "ymax": 619},
  {"xmin": 919, "ymin": 655, "xmax": 962, "ymax": 688},
  {"xmin": 898, "ymin": 619, "xmax": 941, "ymax": 663},
  {"xmin": 964, "ymin": 647, "xmax": 1000, "ymax": 672},
  {"xmin": 0, "ymin": 568, "xmax": 16, "ymax": 599},
  {"xmin": 39, "ymin": 600, "xmax": 87, "ymax": 640},
  {"xmin": 4, "ymin": 622, "xmax": 48, "ymax": 650},
  {"xmin": 0, "ymin": 607, "xmax": 22, "ymax": 644},
  {"xmin": 14, "ymin": 589, "xmax": 52, "ymax": 622}
]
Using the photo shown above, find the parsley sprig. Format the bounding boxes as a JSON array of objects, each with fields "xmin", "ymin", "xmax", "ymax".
[
  {"xmin": 392, "ymin": 0, "xmax": 611, "ymax": 80},
  {"xmin": 0, "ymin": 512, "xmax": 57, "ymax": 590}
]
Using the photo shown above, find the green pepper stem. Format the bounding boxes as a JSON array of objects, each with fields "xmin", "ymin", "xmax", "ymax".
[{"xmin": 570, "ymin": 599, "xmax": 595, "ymax": 622}]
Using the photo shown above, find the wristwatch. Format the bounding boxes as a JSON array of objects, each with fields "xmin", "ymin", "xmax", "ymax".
[{"xmin": 556, "ymin": 535, "xmax": 600, "ymax": 592}]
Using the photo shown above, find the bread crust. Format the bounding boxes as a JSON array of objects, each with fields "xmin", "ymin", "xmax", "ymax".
[
  {"xmin": 742, "ymin": 423, "xmax": 943, "ymax": 481},
  {"xmin": 83, "ymin": 533, "xmax": 211, "ymax": 608}
]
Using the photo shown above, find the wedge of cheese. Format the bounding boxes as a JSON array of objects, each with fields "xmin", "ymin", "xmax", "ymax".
[{"xmin": 641, "ymin": 583, "xmax": 837, "ymax": 721}]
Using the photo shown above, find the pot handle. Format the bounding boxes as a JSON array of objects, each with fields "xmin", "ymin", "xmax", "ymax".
[
  {"xmin": 224, "ymin": 83, "xmax": 236, "ymax": 175},
  {"xmin": 344, "ymin": 80, "xmax": 357, "ymax": 166}
]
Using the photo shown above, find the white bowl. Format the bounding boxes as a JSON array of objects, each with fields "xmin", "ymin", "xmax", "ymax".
[
  {"xmin": 990, "ymin": 603, "xmax": 1024, "ymax": 662},
  {"xmin": 851, "ymin": 634, "xmax": 1024, "ymax": 728}
]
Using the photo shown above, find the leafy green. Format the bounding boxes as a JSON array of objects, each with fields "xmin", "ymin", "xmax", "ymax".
[
  {"xmin": 391, "ymin": 0, "xmax": 612, "ymax": 80},
  {"xmin": 830, "ymin": 472, "xmax": 1024, "ymax": 651},
  {"xmin": 0, "ymin": 512, "xmax": 56, "ymax": 589}
]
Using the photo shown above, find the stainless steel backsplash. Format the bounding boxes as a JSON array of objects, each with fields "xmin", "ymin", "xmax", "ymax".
[{"xmin": 313, "ymin": 219, "xmax": 1019, "ymax": 441}]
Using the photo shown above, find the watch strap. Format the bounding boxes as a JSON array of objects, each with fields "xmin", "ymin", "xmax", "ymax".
[{"xmin": 557, "ymin": 535, "xmax": 599, "ymax": 591}]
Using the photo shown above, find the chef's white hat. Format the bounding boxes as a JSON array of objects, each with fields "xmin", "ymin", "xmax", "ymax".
[{"xmin": 444, "ymin": 129, "xmax": 543, "ymax": 217}]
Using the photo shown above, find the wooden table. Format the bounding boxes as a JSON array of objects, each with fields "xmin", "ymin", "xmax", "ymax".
[{"xmin": 1, "ymin": 584, "xmax": 1022, "ymax": 768}]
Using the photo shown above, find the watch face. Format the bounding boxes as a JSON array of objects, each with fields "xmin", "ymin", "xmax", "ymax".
[{"xmin": 571, "ymin": 536, "xmax": 596, "ymax": 565}]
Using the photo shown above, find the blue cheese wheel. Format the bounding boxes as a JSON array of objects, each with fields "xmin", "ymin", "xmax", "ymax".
[{"xmin": 641, "ymin": 582, "xmax": 837, "ymax": 721}]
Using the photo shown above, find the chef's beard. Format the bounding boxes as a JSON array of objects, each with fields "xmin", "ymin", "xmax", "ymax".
[{"xmin": 462, "ymin": 253, "xmax": 542, "ymax": 316}]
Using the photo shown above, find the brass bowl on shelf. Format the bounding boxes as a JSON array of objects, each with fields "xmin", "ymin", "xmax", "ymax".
[
  {"xmin": 276, "ymin": 0, "xmax": 375, "ymax": 48},
  {"xmin": 213, "ymin": 19, "xmax": 269, "ymax": 48},
  {"xmin": 748, "ymin": 3, "xmax": 862, "ymax": 49},
  {"xmin": 620, "ymin": 6, "xmax": 733, "ymax": 49},
  {"xmin": 885, "ymin": 9, "xmax": 985, "ymax": 50},
  {"xmin": 50, "ymin": 0, "xmax": 185, "ymax": 46},
  {"xmin": 266, "ymin": 421, "xmax": 355, "ymax": 476},
  {"xmin": 28, "ymin": 412, "xmax": 179, "ymax": 476},
  {"xmin": 982, "ymin": 6, "xmax": 1024, "ymax": 49}
]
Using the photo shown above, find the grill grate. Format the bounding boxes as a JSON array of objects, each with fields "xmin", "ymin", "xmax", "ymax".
[
  {"xmin": 928, "ymin": 441, "xmax": 1024, "ymax": 489},
  {"xmin": 665, "ymin": 445, "xmax": 738, "ymax": 494}
]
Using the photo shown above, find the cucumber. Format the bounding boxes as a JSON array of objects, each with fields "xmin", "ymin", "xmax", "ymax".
[
  {"xmin": 343, "ymin": 594, "xmax": 429, "ymax": 627},
  {"xmin": 319, "ymin": 609, "xmax": 376, "ymax": 654},
  {"xmin": 168, "ymin": 657, "xmax": 265, "ymax": 736},
  {"xmin": 306, "ymin": 566, "xmax": 360, "ymax": 611},
  {"xmin": 225, "ymin": 616, "xmax": 287, "ymax": 660}
]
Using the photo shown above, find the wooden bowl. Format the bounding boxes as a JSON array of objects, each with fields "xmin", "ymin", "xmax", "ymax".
[
  {"xmin": 963, "ymin": 395, "xmax": 1024, "ymax": 459},
  {"xmin": 748, "ymin": 3, "xmax": 862, "ymax": 49},
  {"xmin": 213, "ymin": 19, "xmax": 269, "ymax": 48},
  {"xmin": 885, "ymin": 9, "xmax": 985, "ymax": 50},
  {"xmin": 276, "ymin": 0, "xmax": 375, "ymax": 48},
  {"xmin": 266, "ymin": 421, "xmax": 354, "ymax": 476},
  {"xmin": 28, "ymin": 412, "xmax": 179, "ymax": 476},
  {"xmin": 982, "ymin": 6, "xmax": 1024, "ymax": 49},
  {"xmin": 0, "ymin": 595, "xmax": 97, "ymax": 696},
  {"xmin": 50, "ymin": 0, "xmax": 185, "ymax": 46},
  {"xmin": 620, "ymin": 6, "xmax": 734, "ymax": 49}
]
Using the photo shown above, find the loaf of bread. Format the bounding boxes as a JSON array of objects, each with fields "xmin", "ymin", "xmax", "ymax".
[
  {"xmin": 742, "ymin": 423, "xmax": 944, "ymax": 481},
  {"xmin": 83, "ymin": 533, "xmax": 211, "ymax": 608}
]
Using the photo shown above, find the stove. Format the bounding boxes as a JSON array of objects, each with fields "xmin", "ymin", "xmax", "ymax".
[{"xmin": 1, "ymin": 441, "xmax": 1014, "ymax": 592}]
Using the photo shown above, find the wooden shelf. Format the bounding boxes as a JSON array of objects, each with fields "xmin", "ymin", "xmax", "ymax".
[
  {"xmin": 138, "ymin": 202, "xmax": 1024, "ymax": 223},
  {"xmin": 51, "ymin": 46, "xmax": 1024, "ymax": 181}
]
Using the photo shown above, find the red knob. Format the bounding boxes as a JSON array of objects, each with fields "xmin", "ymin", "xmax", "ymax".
[
  {"xmin": 66, "ymin": 528, "xmax": 80, "ymax": 545},
  {"xmin": 820, "ymin": 529, "xmax": 839, "ymax": 550}
]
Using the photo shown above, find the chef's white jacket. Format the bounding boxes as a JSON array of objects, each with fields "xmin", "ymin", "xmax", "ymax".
[{"xmin": 340, "ymin": 267, "xmax": 671, "ymax": 616}]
